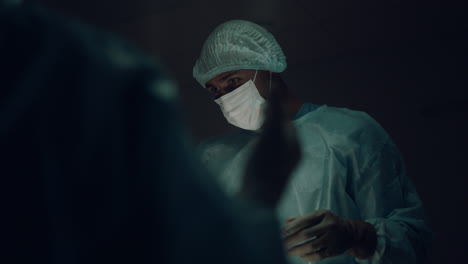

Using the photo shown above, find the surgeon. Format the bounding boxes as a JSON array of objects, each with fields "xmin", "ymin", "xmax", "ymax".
[{"xmin": 193, "ymin": 20, "xmax": 431, "ymax": 264}]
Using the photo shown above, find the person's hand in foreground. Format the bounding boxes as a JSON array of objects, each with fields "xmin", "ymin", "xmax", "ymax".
[
  {"xmin": 283, "ymin": 209, "xmax": 377, "ymax": 262},
  {"xmin": 240, "ymin": 78, "xmax": 301, "ymax": 207}
]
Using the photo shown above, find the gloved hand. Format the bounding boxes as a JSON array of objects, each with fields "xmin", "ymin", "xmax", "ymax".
[{"xmin": 282, "ymin": 210, "xmax": 377, "ymax": 262}]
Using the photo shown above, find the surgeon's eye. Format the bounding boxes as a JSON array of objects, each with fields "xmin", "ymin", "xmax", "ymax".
[
  {"xmin": 229, "ymin": 78, "xmax": 240, "ymax": 85},
  {"xmin": 210, "ymin": 86, "xmax": 220, "ymax": 94}
]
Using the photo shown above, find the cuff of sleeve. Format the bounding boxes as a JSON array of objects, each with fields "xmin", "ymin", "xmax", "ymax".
[{"xmin": 354, "ymin": 219, "xmax": 386, "ymax": 264}]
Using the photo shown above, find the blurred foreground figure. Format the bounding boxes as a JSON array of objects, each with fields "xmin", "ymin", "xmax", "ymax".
[
  {"xmin": 0, "ymin": 3, "xmax": 295, "ymax": 264},
  {"xmin": 193, "ymin": 20, "xmax": 431, "ymax": 263}
]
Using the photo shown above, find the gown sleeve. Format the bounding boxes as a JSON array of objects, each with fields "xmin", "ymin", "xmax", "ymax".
[{"xmin": 349, "ymin": 123, "xmax": 431, "ymax": 264}]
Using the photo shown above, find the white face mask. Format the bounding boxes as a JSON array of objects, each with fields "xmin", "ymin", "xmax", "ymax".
[{"xmin": 214, "ymin": 71, "xmax": 267, "ymax": 130}]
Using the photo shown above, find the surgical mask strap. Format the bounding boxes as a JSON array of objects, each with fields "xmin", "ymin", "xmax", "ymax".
[
  {"xmin": 252, "ymin": 69, "xmax": 272, "ymax": 96},
  {"xmin": 269, "ymin": 71, "xmax": 272, "ymax": 93}
]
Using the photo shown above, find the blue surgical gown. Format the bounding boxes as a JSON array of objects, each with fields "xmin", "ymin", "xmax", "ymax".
[{"xmin": 199, "ymin": 104, "xmax": 431, "ymax": 264}]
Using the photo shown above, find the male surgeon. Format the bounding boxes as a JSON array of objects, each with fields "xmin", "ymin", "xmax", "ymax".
[{"xmin": 193, "ymin": 20, "xmax": 430, "ymax": 264}]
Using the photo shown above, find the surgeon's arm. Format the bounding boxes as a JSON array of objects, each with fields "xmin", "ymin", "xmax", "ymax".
[{"xmin": 350, "ymin": 138, "xmax": 431, "ymax": 264}]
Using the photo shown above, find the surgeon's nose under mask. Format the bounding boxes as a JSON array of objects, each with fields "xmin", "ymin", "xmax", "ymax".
[{"xmin": 214, "ymin": 71, "xmax": 267, "ymax": 130}]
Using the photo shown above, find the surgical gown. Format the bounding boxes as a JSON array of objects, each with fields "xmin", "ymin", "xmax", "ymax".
[{"xmin": 199, "ymin": 103, "xmax": 431, "ymax": 264}]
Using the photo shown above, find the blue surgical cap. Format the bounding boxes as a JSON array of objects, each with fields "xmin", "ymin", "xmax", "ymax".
[{"xmin": 193, "ymin": 20, "xmax": 287, "ymax": 88}]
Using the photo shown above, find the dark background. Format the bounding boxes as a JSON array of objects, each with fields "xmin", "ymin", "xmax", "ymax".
[{"xmin": 28, "ymin": 0, "xmax": 468, "ymax": 262}]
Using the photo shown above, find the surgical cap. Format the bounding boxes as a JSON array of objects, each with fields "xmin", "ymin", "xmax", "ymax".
[{"xmin": 193, "ymin": 20, "xmax": 287, "ymax": 87}]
